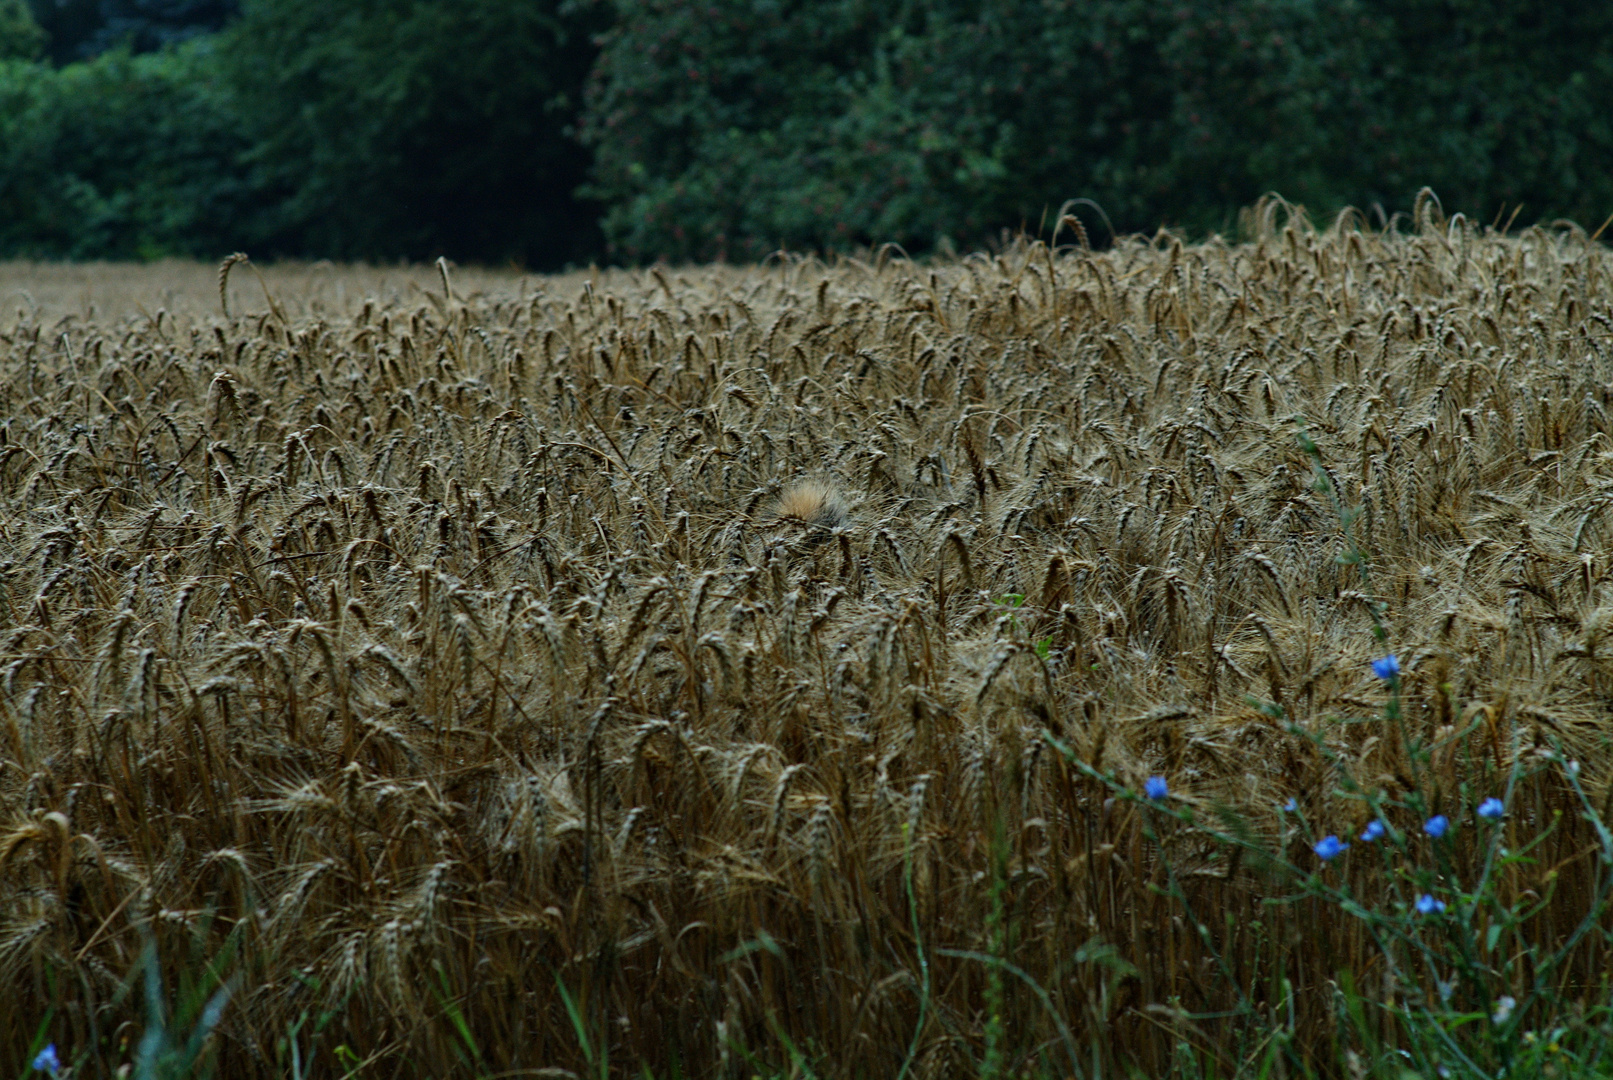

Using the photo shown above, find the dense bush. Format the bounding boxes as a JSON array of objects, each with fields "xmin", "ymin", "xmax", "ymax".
[
  {"xmin": 26, "ymin": 0, "xmax": 235, "ymax": 65},
  {"xmin": 0, "ymin": 0, "xmax": 604, "ymax": 266},
  {"xmin": 216, "ymin": 0, "xmax": 606, "ymax": 266},
  {"xmin": 0, "ymin": 0, "xmax": 45, "ymax": 59},
  {"xmin": 1, "ymin": 0, "xmax": 1611, "ymax": 264},
  {"xmin": 580, "ymin": 1, "xmax": 1020, "ymax": 263},
  {"xmin": 0, "ymin": 43, "xmax": 252, "ymax": 259},
  {"xmin": 582, "ymin": 0, "xmax": 1613, "ymax": 261}
]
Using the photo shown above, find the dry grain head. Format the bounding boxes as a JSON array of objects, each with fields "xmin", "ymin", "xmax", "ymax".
[
  {"xmin": 772, "ymin": 479, "xmax": 848, "ymax": 534},
  {"xmin": 9, "ymin": 224, "xmax": 1613, "ymax": 1079}
]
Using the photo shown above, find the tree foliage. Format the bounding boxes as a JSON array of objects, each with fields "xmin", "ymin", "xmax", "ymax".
[
  {"xmin": 26, "ymin": 0, "xmax": 234, "ymax": 65},
  {"xmin": 582, "ymin": 0, "xmax": 1613, "ymax": 261},
  {"xmin": 217, "ymin": 0, "xmax": 605, "ymax": 266},
  {"xmin": 1, "ymin": 0, "xmax": 1611, "ymax": 264},
  {"xmin": 0, "ymin": 0, "xmax": 605, "ymax": 266},
  {"xmin": 0, "ymin": 0, "xmax": 45, "ymax": 59},
  {"xmin": 0, "ymin": 43, "xmax": 251, "ymax": 258}
]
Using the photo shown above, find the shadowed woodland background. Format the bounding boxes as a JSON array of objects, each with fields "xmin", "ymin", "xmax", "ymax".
[{"xmin": 1, "ymin": 0, "xmax": 1612, "ymax": 267}]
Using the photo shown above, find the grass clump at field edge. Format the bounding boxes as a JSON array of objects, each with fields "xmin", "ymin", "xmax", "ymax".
[{"xmin": 7, "ymin": 197, "xmax": 1613, "ymax": 1077}]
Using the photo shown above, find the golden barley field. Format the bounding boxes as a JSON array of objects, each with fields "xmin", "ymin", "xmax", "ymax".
[{"xmin": 5, "ymin": 200, "xmax": 1613, "ymax": 1078}]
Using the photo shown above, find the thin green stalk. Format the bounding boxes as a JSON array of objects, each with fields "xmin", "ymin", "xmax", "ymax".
[
  {"xmin": 981, "ymin": 805, "xmax": 1008, "ymax": 1080},
  {"xmin": 895, "ymin": 822, "xmax": 930, "ymax": 1080},
  {"xmin": 937, "ymin": 950, "xmax": 1084, "ymax": 1080}
]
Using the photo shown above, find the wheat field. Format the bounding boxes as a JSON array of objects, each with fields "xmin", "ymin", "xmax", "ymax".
[{"xmin": 4, "ymin": 200, "xmax": 1613, "ymax": 1078}]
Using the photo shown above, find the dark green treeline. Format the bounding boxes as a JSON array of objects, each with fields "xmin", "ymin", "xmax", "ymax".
[{"xmin": 1, "ymin": 0, "xmax": 1610, "ymax": 267}]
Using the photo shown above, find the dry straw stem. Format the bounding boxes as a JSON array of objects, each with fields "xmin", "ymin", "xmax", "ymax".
[{"xmin": 4, "ymin": 200, "xmax": 1613, "ymax": 1076}]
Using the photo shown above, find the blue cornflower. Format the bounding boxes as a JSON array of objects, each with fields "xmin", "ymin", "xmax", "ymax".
[
  {"xmin": 32, "ymin": 1044, "xmax": 59, "ymax": 1075},
  {"xmin": 1424, "ymin": 814, "xmax": 1450, "ymax": 838},
  {"xmin": 1360, "ymin": 820, "xmax": 1386, "ymax": 842},
  {"xmin": 1372, "ymin": 654, "xmax": 1400, "ymax": 680},
  {"xmin": 1144, "ymin": 776, "xmax": 1169, "ymax": 801},
  {"xmin": 1283, "ymin": 798, "xmax": 1298, "ymax": 813},
  {"xmin": 1314, "ymin": 835, "xmax": 1348, "ymax": 861},
  {"xmin": 1478, "ymin": 797, "xmax": 1505, "ymax": 821},
  {"xmin": 1415, "ymin": 893, "xmax": 1446, "ymax": 915}
]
